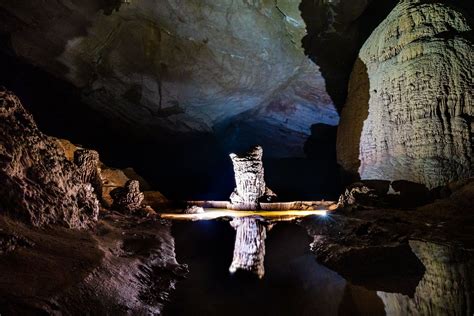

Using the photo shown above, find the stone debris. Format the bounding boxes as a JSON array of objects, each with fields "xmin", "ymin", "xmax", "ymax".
[{"xmin": 184, "ymin": 205, "xmax": 204, "ymax": 214}]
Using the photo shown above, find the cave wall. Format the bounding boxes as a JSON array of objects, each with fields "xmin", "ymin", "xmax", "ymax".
[{"xmin": 337, "ymin": 0, "xmax": 474, "ymax": 188}]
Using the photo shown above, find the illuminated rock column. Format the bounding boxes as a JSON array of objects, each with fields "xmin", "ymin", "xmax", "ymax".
[
  {"xmin": 229, "ymin": 146, "xmax": 275, "ymax": 210},
  {"xmin": 229, "ymin": 217, "xmax": 267, "ymax": 278}
]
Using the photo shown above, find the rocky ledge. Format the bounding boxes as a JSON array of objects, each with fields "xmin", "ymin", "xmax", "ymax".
[{"xmin": 300, "ymin": 178, "xmax": 474, "ymax": 314}]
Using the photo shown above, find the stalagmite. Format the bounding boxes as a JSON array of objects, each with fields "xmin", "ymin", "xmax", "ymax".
[
  {"xmin": 74, "ymin": 149, "xmax": 103, "ymax": 201},
  {"xmin": 227, "ymin": 146, "xmax": 276, "ymax": 277},
  {"xmin": 228, "ymin": 217, "xmax": 267, "ymax": 279},
  {"xmin": 110, "ymin": 180, "xmax": 144, "ymax": 213},
  {"xmin": 229, "ymin": 146, "xmax": 276, "ymax": 210}
]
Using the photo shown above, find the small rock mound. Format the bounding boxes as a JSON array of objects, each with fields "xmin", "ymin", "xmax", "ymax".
[
  {"xmin": 110, "ymin": 180, "xmax": 144, "ymax": 213},
  {"xmin": 0, "ymin": 88, "xmax": 99, "ymax": 228}
]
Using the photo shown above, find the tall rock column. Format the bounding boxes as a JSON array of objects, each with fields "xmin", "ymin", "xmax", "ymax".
[
  {"xmin": 228, "ymin": 146, "xmax": 275, "ymax": 277},
  {"xmin": 337, "ymin": 0, "xmax": 473, "ymax": 188},
  {"xmin": 229, "ymin": 146, "xmax": 275, "ymax": 210}
]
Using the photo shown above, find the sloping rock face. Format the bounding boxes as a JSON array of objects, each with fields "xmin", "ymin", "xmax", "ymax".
[
  {"xmin": 0, "ymin": 213, "xmax": 186, "ymax": 315},
  {"xmin": 337, "ymin": 0, "xmax": 474, "ymax": 188},
  {"xmin": 0, "ymin": 0, "xmax": 339, "ymax": 158},
  {"xmin": 0, "ymin": 88, "xmax": 99, "ymax": 228}
]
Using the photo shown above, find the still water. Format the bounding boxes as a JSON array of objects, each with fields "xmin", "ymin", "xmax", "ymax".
[{"xmin": 164, "ymin": 221, "xmax": 473, "ymax": 316}]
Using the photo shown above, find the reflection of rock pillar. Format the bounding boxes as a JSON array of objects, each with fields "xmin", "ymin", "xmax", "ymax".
[
  {"xmin": 377, "ymin": 240, "xmax": 474, "ymax": 315},
  {"xmin": 229, "ymin": 217, "xmax": 267, "ymax": 278},
  {"xmin": 229, "ymin": 146, "xmax": 275, "ymax": 210}
]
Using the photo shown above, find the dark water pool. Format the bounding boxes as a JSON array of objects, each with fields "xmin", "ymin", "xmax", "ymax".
[{"xmin": 163, "ymin": 221, "xmax": 387, "ymax": 316}]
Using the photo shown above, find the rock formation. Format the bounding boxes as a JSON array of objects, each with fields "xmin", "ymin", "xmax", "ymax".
[
  {"xmin": 0, "ymin": 213, "xmax": 187, "ymax": 314},
  {"xmin": 0, "ymin": 88, "xmax": 99, "ymax": 228},
  {"xmin": 229, "ymin": 146, "xmax": 276, "ymax": 210},
  {"xmin": 110, "ymin": 180, "xmax": 144, "ymax": 213},
  {"xmin": 0, "ymin": 0, "xmax": 338, "ymax": 157},
  {"xmin": 337, "ymin": 0, "xmax": 474, "ymax": 188},
  {"xmin": 74, "ymin": 148, "xmax": 103, "ymax": 201},
  {"xmin": 229, "ymin": 217, "xmax": 267, "ymax": 279},
  {"xmin": 378, "ymin": 240, "xmax": 474, "ymax": 316}
]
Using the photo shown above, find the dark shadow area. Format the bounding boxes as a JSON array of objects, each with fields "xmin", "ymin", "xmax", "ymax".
[
  {"xmin": 166, "ymin": 221, "xmax": 386, "ymax": 316},
  {"xmin": 264, "ymin": 123, "xmax": 341, "ymax": 201},
  {"xmin": 322, "ymin": 244, "xmax": 425, "ymax": 296},
  {"xmin": 300, "ymin": 0, "xmax": 398, "ymax": 111}
]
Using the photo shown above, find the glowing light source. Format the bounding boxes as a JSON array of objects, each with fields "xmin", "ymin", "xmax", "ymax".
[{"xmin": 159, "ymin": 209, "xmax": 330, "ymax": 221}]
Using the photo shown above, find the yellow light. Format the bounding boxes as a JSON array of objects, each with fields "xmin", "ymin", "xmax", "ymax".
[{"xmin": 159, "ymin": 209, "xmax": 329, "ymax": 221}]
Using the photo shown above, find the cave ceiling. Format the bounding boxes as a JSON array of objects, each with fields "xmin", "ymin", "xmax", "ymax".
[{"xmin": 0, "ymin": 0, "xmax": 388, "ymax": 157}]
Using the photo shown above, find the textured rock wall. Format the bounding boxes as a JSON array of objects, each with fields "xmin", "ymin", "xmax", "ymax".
[
  {"xmin": 337, "ymin": 0, "xmax": 474, "ymax": 188},
  {"xmin": 0, "ymin": 89, "xmax": 99, "ymax": 228}
]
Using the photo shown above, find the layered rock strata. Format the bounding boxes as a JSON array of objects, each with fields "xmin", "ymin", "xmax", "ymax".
[
  {"xmin": 0, "ymin": 88, "xmax": 99, "ymax": 228},
  {"xmin": 337, "ymin": 0, "xmax": 474, "ymax": 188}
]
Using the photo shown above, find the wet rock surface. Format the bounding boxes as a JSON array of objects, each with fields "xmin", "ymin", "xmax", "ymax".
[
  {"xmin": 301, "ymin": 178, "xmax": 474, "ymax": 298},
  {"xmin": 0, "ymin": 213, "xmax": 186, "ymax": 315},
  {"xmin": 0, "ymin": 88, "xmax": 99, "ymax": 228},
  {"xmin": 337, "ymin": 0, "xmax": 474, "ymax": 188}
]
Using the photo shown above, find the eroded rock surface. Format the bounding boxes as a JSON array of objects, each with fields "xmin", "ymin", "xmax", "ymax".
[
  {"xmin": 0, "ymin": 213, "xmax": 186, "ymax": 315},
  {"xmin": 110, "ymin": 180, "xmax": 144, "ymax": 213},
  {"xmin": 0, "ymin": 0, "xmax": 339, "ymax": 157},
  {"xmin": 0, "ymin": 88, "xmax": 99, "ymax": 228},
  {"xmin": 229, "ymin": 146, "xmax": 276, "ymax": 210},
  {"xmin": 301, "ymin": 178, "xmax": 474, "ymax": 295},
  {"xmin": 337, "ymin": 0, "xmax": 474, "ymax": 188}
]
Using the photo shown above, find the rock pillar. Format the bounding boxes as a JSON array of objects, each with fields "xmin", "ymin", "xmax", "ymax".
[{"xmin": 229, "ymin": 145, "xmax": 275, "ymax": 210}]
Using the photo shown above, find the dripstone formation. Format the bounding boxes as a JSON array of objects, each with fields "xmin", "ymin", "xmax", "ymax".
[
  {"xmin": 74, "ymin": 149, "xmax": 103, "ymax": 201},
  {"xmin": 229, "ymin": 146, "xmax": 276, "ymax": 210},
  {"xmin": 229, "ymin": 217, "xmax": 268, "ymax": 279},
  {"xmin": 0, "ymin": 88, "xmax": 99, "ymax": 228},
  {"xmin": 110, "ymin": 180, "xmax": 144, "ymax": 213},
  {"xmin": 337, "ymin": 0, "xmax": 473, "ymax": 188}
]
